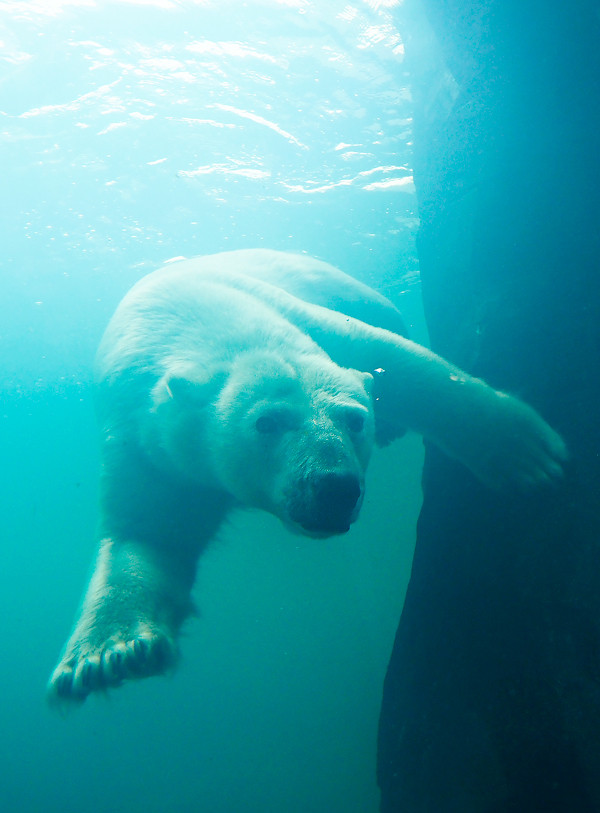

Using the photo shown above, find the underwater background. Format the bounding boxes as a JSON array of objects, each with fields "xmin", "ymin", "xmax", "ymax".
[{"xmin": 0, "ymin": 1, "xmax": 426, "ymax": 811}]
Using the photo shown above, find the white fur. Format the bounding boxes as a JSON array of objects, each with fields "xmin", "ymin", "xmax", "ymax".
[{"xmin": 48, "ymin": 249, "xmax": 567, "ymax": 707}]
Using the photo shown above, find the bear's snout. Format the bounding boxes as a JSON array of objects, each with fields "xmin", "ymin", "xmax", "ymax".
[{"xmin": 289, "ymin": 471, "xmax": 362, "ymax": 536}]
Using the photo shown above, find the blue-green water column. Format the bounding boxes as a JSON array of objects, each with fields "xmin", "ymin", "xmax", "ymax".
[{"xmin": 378, "ymin": 1, "xmax": 600, "ymax": 810}]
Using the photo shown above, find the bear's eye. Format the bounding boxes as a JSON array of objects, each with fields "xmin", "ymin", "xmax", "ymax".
[
  {"xmin": 346, "ymin": 410, "xmax": 366, "ymax": 434},
  {"xmin": 255, "ymin": 412, "xmax": 285, "ymax": 434}
]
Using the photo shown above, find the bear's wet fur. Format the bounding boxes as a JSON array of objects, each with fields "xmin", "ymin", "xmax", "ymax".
[{"xmin": 48, "ymin": 250, "xmax": 567, "ymax": 706}]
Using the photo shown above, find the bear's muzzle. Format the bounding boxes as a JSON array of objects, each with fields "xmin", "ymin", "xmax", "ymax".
[{"xmin": 288, "ymin": 471, "xmax": 362, "ymax": 536}]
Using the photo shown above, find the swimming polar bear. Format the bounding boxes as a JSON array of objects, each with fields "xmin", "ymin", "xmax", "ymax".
[{"xmin": 47, "ymin": 249, "xmax": 567, "ymax": 706}]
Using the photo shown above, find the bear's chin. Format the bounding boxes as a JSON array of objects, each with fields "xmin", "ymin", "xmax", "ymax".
[{"xmin": 281, "ymin": 514, "xmax": 357, "ymax": 539}]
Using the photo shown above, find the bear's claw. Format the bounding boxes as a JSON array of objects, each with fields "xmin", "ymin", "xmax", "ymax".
[{"xmin": 47, "ymin": 631, "xmax": 177, "ymax": 708}]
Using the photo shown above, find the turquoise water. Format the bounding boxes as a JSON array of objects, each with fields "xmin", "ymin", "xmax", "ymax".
[{"xmin": 0, "ymin": 2, "xmax": 424, "ymax": 811}]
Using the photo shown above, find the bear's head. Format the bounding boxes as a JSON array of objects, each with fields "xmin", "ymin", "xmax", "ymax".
[
  {"xmin": 149, "ymin": 349, "xmax": 375, "ymax": 537},
  {"xmin": 213, "ymin": 350, "xmax": 374, "ymax": 536}
]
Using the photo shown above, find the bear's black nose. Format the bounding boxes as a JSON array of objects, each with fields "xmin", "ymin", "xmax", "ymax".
[{"xmin": 308, "ymin": 471, "xmax": 362, "ymax": 534}]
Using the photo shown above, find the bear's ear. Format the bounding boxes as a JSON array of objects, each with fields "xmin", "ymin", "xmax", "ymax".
[
  {"xmin": 151, "ymin": 363, "xmax": 226, "ymax": 410},
  {"xmin": 361, "ymin": 371, "xmax": 374, "ymax": 394}
]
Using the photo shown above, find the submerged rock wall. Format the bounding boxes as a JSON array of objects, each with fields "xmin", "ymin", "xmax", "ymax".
[{"xmin": 378, "ymin": 2, "xmax": 600, "ymax": 810}]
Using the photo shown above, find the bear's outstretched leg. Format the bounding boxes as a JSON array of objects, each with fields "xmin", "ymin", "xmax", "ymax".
[
  {"xmin": 230, "ymin": 275, "xmax": 568, "ymax": 491},
  {"xmin": 48, "ymin": 439, "xmax": 230, "ymax": 708},
  {"xmin": 47, "ymin": 535, "xmax": 195, "ymax": 706}
]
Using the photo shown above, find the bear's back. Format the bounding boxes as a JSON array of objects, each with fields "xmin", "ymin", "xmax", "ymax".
[
  {"xmin": 161, "ymin": 249, "xmax": 408, "ymax": 338},
  {"xmin": 94, "ymin": 249, "xmax": 408, "ymax": 392}
]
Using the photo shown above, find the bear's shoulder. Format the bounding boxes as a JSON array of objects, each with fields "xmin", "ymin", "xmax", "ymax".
[{"xmin": 155, "ymin": 250, "xmax": 407, "ymax": 337}]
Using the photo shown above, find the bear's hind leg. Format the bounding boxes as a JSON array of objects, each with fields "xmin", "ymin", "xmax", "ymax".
[{"xmin": 47, "ymin": 535, "xmax": 195, "ymax": 707}]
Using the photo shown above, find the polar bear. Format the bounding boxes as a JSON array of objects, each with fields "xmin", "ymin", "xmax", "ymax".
[{"xmin": 47, "ymin": 249, "xmax": 567, "ymax": 706}]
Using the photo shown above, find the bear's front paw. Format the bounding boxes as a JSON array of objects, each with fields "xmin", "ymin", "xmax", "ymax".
[
  {"xmin": 459, "ymin": 390, "xmax": 569, "ymax": 491},
  {"xmin": 47, "ymin": 627, "xmax": 178, "ymax": 709}
]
